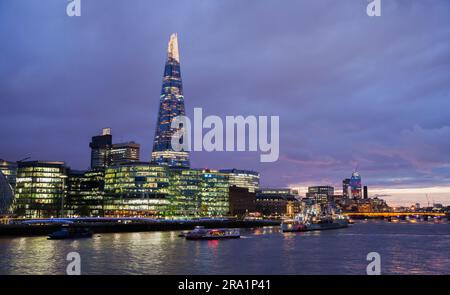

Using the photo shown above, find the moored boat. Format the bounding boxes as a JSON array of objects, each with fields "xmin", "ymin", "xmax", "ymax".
[
  {"xmin": 282, "ymin": 217, "xmax": 348, "ymax": 232},
  {"xmin": 48, "ymin": 227, "xmax": 93, "ymax": 240},
  {"xmin": 185, "ymin": 226, "xmax": 240, "ymax": 240},
  {"xmin": 282, "ymin": 203, "xmax": 349, "ymax": 233}
]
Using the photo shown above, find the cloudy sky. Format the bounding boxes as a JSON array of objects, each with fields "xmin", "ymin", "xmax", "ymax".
[{"xmin": 1, "ymin": 0, "xmax": 449, "ymax": 206}]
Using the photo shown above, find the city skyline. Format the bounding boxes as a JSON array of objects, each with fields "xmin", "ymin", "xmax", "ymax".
[{"xmin": 1, "ymin": 1, "xmax": 450, "ymax": 207}]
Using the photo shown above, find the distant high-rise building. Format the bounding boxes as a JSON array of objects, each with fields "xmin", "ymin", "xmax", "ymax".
[
  {"xmin": 363, "ymin": 185, "xmax": 368, "ymax": 199},
  {"xmin": 350, "ymin": 172, "xmax": 362, "ymax": 198},
  {"xmin": 151, "ymin": 33, "xmax": 190, "ymax": 168},
  {"xmin": 219, "ymin": 169, "xmax": 260, "ymax": 193},
  {"xmin": 110, "ymin": 142, "xmax": 140, "ymax": 165},
  {"xmin": 342, "ymin": 178, "xmax": 351, "ymax": 198},
  {"xmin": 306, "ymin": 186, "xmax": 334, "ymax": 204},
  {"xmin": 89, "ymin": 128, "xmax": 112, "ymax": 169}
]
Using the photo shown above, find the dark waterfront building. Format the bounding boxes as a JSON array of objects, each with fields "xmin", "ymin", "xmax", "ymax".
[
  {"xmin": 110, "ymin": 142, "xmax": 140, "ymax": 165},
  {"xmin": 66, "ymin": 169, "xmax": 105, "ymax": 217},
  {"xmin": 219, "ymin": 169, "xmax": 260, "ymax": 193},
  {"xmin": 151, "ymin": 33, "xmax": 190, "ymax": 168},
  {"xmin": 229, "ymin": 186, "xmax": 256, "ymax": 218},
  {"xmin": 256, "ymin": 188, "xmax": 300, "ymax": 217},
  {"xmin": 15, "ymin": 161, "xmax": 67, "ymax": 218},
  {"xmin": 89, "ymin": 128, "xmax": 112, "ymax": 169},
  {"xmin": 306, "ymin": 186, "xmax": 334, "ymax": 204},
  {"xmin": 0, "ymin": 159, "xmax": 17, "ymax": 191}
]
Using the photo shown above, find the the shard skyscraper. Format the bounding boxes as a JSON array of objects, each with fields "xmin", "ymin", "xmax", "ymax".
[{"xmin": 151, "ymin": 33, "xmax": 190, "ymax": 167}]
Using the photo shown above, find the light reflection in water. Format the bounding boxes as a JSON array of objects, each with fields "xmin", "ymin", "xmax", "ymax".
[{"xmin": 0, "ymin": 221, "xmax": 449, "ymax": 275}]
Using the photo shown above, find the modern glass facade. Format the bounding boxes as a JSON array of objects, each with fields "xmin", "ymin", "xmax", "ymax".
[
  {"xmin": 102, "ymin": 164, "xmax": 229, "ymax": 218},
  {"xmin": 0, "ymin": 170, "xmax": 14, "ymax": 215},
  {"xmin": 15, "ymin": 161, "xmax": 67, "ymax": 218},
  {"xmin": 219, "ymin": 169, "xmax": 260, "ymax": 193},
  {"xmin": 0, "ymin": 159, "xmax": 17, "ymax": 191},
  {"xmin": 66, "ymin": 169, "xmax": 105, "ymax": 217},
  {"xmin": 104, "ymin": 163, "xmax": 170, "ymax": 217},
  {"xmin": 350, "ymin": 172, "xmax": 362, "ymax": 198},
  {"xmin": 306, "ymin": 186, "xmax": 334, "ymax": 204},
  {"xmin": 168, "ymin": 168, "xmax": 202, "ymax": 216},
  {"xmin": 89, "ymin": 128, "xmax": 112, "ymax": 170},
  {"xmin": 198, "ymin": 170, "xmax": 229, "ymax": 216},
  {"xmin": 110, "ymin": 142, "xmax": 140, "ymax": 165},
  {"xmin": 151, "ymin": 33, "xmax": 190, "ymax": 168},
  {"xmin": 342, "ymin": 178, "xmax": 351, "ymax": 198}
]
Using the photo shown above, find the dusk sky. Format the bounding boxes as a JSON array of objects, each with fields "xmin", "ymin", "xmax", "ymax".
[{"xmin": 1, "ymin": 0, "xmax": 450, "ymax": 206}]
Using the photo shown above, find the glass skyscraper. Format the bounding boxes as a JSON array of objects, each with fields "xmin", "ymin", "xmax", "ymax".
[
  {"xmin": 350, "ymin": 172, "xmax": 362, "ymax": 198},
  {"xmin": 151, "ymin": 33, "xmax": 190, "ymax": 168}
]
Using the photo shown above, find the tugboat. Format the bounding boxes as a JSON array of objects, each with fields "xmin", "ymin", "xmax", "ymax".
[
  {"xmin": 185, "ymin": 226, "xmax": 240, "ymax": 240},
  {"xmin": 282, "ymin": 204, "xmax": 348, "ymax": 232},
  {"xmin": 48, "ymin": 227, "xmax": 93, "ymax": 240}
]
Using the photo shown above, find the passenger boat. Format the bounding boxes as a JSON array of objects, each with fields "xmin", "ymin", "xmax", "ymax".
[
  {"xmin": 185, "ymin": 226, "xmax": 240, "ymax": 240},
  {"xmin": 48, "ymin": 227, "xmax": 93, "ymax": 240}
]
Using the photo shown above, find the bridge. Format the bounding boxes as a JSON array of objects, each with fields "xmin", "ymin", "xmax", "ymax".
[{"xmin": 344, "ymin": 212, "xmax": 447, "ymax": 218}]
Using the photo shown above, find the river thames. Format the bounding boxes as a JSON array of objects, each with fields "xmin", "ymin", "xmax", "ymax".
[{"xmin": 1, "ymin": 220, "xmax": 449, "ymax": 275}]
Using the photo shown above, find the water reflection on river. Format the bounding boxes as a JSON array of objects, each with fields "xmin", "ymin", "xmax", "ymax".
[{"xmin": 0, "ymin": 221, "xmax": 449, "ymax": 275}]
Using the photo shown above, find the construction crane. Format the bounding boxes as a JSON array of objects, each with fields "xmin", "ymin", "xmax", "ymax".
[{"xmin": 17, "ymin": 155, "xmax": 31, "ymax": 163}]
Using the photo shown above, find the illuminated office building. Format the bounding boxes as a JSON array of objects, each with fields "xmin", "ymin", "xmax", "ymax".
[
  {"xmin": 15, "ymin": 161, "xmax": 67, "ymax": 218},
  {"xmin": 168, "ymin": 168, "xmax": 202, "ymax": 216},
  {"xmin": 198, "ymin": 169, "xmax": 229, "ymax": 216},
  {"xmin": 219, "ymin": 169, "xmax": 260, "ymax": 192},
  {"xmin": 151, "ymin": 33, "xmax": 190, "ymax": 168},
  {"xmin": 104, "ymin": 163, "xmax": 170, "ymax": 217},
  {"xmin": 110, "ymin": 142, "xmax": 140, "ymax": 165},
  {"xmin": 306, "ymin": 186, "xmax": 334, "ymax": 204},
  {"xmin": 169, "ymin": 168, "xmax": 230, "ymax": 217},
  {"xmin": 0, "ymin": 159, "xmax": 17, "ymax": 190}
]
